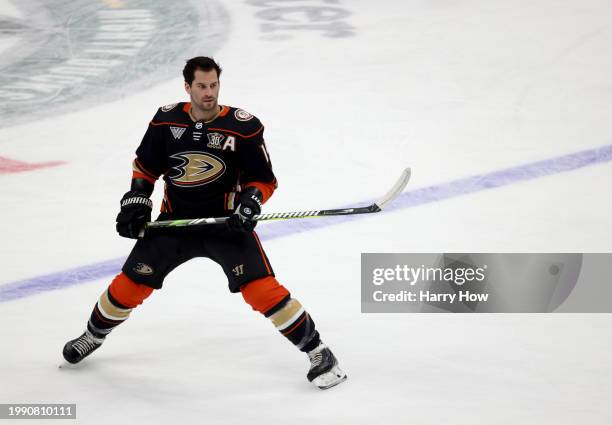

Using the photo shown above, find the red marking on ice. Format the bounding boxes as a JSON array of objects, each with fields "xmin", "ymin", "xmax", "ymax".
[{"xmin": 0, "ymin": 156, "xmax": 65, "ymax": 174}]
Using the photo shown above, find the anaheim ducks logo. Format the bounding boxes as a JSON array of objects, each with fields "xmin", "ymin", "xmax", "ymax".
[
  {"xmin": 169, "ymin": 152, "xmax": 226, "ymax": 187},
  {"xmin": 134, "ymin": 263, "xmax": 154, "ymax": 275}
]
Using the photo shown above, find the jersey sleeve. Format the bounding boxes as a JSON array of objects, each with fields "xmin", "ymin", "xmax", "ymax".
[
  {"xmin": 132, "ymin": 110, "xmax": 168, "ymax": 184},
  {"xmin": 237, "ymin": 123, "xmax": 278, "ymax": 203}
]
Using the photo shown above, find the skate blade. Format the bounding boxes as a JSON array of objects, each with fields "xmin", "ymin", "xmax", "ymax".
[
  {"xmin": 58, "ymin": 360, "xmax": 80, "ymax": 369},
  {"xmin": 312, "ymin": 365, "xmax": 347, "ymax": 390}
]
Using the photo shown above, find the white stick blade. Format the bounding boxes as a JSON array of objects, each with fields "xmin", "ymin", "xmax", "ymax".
[{"xmin": 375, "ymin": 167, "xmax": 411, "ymax": 210}]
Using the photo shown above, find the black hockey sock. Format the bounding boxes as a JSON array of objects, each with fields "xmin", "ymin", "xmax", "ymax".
[
  {"xmin": 87, "ymin": 288, "xmax": 134, "ymax": 338},
  {"xmin": 265, "ymin": 297, "xmax": 321, "ymax": 352}
]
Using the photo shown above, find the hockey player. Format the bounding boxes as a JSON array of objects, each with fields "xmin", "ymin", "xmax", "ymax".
[{"xmin": 62, "ymin": 57, "xmax": 346, "ymax": 390}]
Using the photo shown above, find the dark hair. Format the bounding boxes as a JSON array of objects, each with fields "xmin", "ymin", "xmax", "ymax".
[{"xmin": 183, "ymin": 56, "xmax": 222, "ymax": 85}]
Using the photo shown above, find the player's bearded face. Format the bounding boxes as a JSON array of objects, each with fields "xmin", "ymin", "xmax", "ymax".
[{"xmin": 186, "ymin": 69, "xmax": 220, "ymax": 112}]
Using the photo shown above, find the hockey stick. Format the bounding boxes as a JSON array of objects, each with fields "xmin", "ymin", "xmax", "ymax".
[{"xmin": 141, "ymin": 167, "xmax": 411, "ymax": 235}]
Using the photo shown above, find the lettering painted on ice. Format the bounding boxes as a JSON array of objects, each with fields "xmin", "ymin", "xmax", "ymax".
[
  {"xmin": 247, "ymin": 0, "xmax": 355, "ymax": 40},
  {"xmin": 0, "ymin": 0, "xmax": 229, "ymax": 129}
]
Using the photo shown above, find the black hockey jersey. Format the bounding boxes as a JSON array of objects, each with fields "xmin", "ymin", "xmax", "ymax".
[{"xmin": 132, "ymin": 102, "xmax": 277, "ymax": 219}]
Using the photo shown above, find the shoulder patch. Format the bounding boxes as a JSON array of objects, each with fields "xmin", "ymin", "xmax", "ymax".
[
  {"xmin": 234, "ymin": 109, "xmax": 254, "ymax": 122},
  {"xmin": 161, "ymin": 103, "xmax": 178, "ymax": 112}
]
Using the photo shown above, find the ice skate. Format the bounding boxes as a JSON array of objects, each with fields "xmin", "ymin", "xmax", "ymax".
[
  {"xmin": 62, "ymin": 330, "xmax": 104, "ymax": 364},
  {"xmin": 307, "ymin": 342, "xmax": 347, "ymax": 389}
]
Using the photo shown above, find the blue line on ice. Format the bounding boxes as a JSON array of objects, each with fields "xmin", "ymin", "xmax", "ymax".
[{"xmin": 1, "ymin": 144, "xmax": 611, "ymax": 302}]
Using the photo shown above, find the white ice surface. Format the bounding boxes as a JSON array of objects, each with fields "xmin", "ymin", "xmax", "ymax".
[{"xmin": 1, "ymin": 0, "xmax": 611, "ymax": 424}]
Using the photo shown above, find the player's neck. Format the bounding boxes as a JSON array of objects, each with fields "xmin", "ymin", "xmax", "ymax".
[{"xmin": 190, "ymin": 104, "xmax": 221, "ymax": 123}]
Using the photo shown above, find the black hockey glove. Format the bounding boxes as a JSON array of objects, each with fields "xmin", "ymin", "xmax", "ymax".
[
  {"xmin": 116, "ymin": 190, "xmax": 153, "ymax": 239},
  {"xmin": 226, "ymin": 187, "xmax": 263, "ymax": 232}
]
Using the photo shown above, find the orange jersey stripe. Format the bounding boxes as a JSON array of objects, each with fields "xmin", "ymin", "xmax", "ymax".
[
  {"xmin": 252, "ymin": 232, "xmax": 272, "ymax": 275},
  {"xmin": 244, "ymin": 181, "xmax": 277, "ymax": 204},
  {"xmin": 184, "ymin": 103, "xmax": 229, "ymax": 118},
  {"xmin": 208, "ymin": 126, "xmax": 264, "ymax": 139},
  {"xmin": 132, "ymin": 171, "xmax": 156, "ymax": 184},
  {"xmin": 133, "ymin": 158, "xmax": 159, "ymax": 180},
  {"xmin": 150, "ymin": 121, "xmax": 189, "ymax": 127},
  {"xmin": 163, "ymin": 185, "xmax": 173, "ymax": 213}
]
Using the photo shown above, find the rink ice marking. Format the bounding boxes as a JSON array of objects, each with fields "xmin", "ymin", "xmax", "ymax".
[
  {"xmin": 1, "ymin": 143, "xmax": 611, "ymax": 302},
  {"xmin": 0, "ymin": 156, "xmax": 65, "ymax": 173}
]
